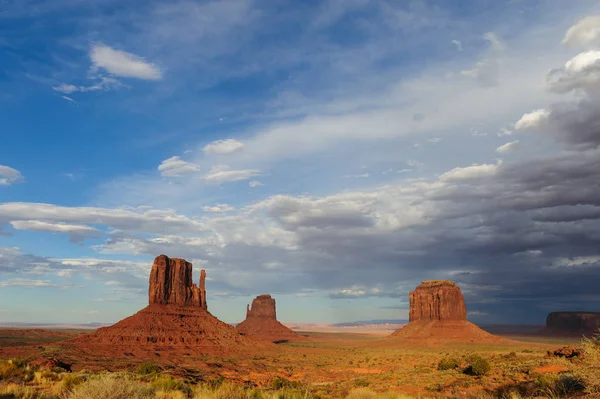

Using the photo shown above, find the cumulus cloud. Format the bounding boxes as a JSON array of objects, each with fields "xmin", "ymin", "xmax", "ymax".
[
  {"xmin": 90, "ymin": 44, "xmax": 162, "ymax": 80},
  {"xmin": 547, "ymin": 51, "xmax": 600, "ymax": 93},
  {"xmin": 563, "ymin": 15, "xmax": 600, "ymax": 48},
  {"xmin": 203, "ymin": 165, "xmax": 261, "ymax": 183},
  {"xmin": 440, "ymin": 161, "xmax": 500, "ymax": 181},
  {"xmin": 0, "ymin": 165, "xmax": 24, "ymax": 186},
  {"xmin": 514, "ymin": 109, "xmax": 551, "ymax": 130},
  {"xmin": 203, "ymin": 139, "xmax": 245, "ymax": 155},
  {"xmin": 157, "ymin": 156, "xmax": 200, "ymax": 177},
  {"xmin": 203, "ymin": 204, "xmax": 234, "ymax": 213},
  {"xmin": 496, "ymin": 140, "xmax": 521, "ymax": 153},
  {"xmin": 249, "ymin": 180, "xmax": 264, "ymax": 188}
]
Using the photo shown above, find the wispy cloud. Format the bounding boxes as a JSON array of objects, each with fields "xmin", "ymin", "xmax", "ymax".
[
  {"xmin": 0, "ymin": 165, "xmax": 24, "ymax": 186},
  {"xmin": 90, "ymin": 44, "xmax": 162, "ymax": 80}
]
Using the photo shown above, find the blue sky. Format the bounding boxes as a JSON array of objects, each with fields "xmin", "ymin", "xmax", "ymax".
[{"xmin": 2, "ymin": 0, "xmax": 600, "ymax": 325}]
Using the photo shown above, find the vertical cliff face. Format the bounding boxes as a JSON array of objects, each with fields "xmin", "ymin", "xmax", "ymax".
[
  {"xmin": 246, "ymin": 294, "xmax": 277, "ymax": 319},
  {"xmin": 409, "ymin": 280, "xmax": 467, "ymax": 322},
  {"xmin": 148, "ymin": 254, "xmax": 207, "ymax": 309}
]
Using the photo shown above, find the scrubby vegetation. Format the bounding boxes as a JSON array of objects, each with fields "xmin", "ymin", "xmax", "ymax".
[{"xmin": 1, "ymin": 330, "xmax": 600, "ymax": 399}]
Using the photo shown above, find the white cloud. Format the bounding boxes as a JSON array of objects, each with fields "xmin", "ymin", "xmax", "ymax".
[
  {"xmin": 0, "ymin": 203, "xmax": 208, "ymax": 235},
  {"xmin": 90, "ymin": 44, "xmax": 162, "ymax": 80},
  {"xmin": 344, "ymin": 173, "xmax": 370, "ymax": 178},
  {"xmin": 203, "ymin": 204, "xmax": 234, "ymax": 213},
  {"xmin": 0, "ymin": 165, "xmax": 24, "ymax": 186},
  {"xmin": 203, "ymin": 165, "xmax": 261, "ymax": 183},
  {"xmin": 203, "ymin": 139, "xmax": 245, "ymax": 155},
  {"xmin": 452, "ymin": 39, "xmax": 463, "ymax": 51},
  {"xmin": 61, "ymin": 96, "xmax": 75, "ymax": 103},
  {"xmin": 158, "ymin": 156, "xmax": 200, "ymax": 177},
  {"xmin": 496, "ymin": 140, "xmax": 521, "ymax": 153},
  {"xmin": 440, "ymin": 161, "xmax": 500, "ymax": 181},
  {"xmin": 460, "ymin": 32, "xmax": 503, "ymax": 87},
  {"xmin": 53, "ymin": 84, "xmax": 77, "ymax": 93},
  {"xmin": 547, "ymin": 51, "xmax": 600, "ymax": 93},
  {"xmin": 562, "ymin": 15, "xmax": 600, "ymax": 48},
  {"xmin": 0, "ymin": 278, "xmax": 57, "ymax": 288},
  {"xmin": 514, "ymin": 109, "xmax": 550, "ymax": 130},
  {"xmin": 10, "ymin": 220, "xmax": 100, "ymax": 238},
  {"xmin": 249, "ymin": 180, "xmax": 264, "ymax": 188},
  {"xmin": 10, "ymin": 220, "xmax": 98, "ymax": 234}
]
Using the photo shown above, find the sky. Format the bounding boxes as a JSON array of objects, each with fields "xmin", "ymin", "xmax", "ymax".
[{"xmin": 2, "ymin": 0, "xmax": 600, "ymax": 326}]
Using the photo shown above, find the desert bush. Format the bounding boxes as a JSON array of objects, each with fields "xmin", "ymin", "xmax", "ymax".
[
  {"xmin": 0, "ymin": 382, "xmax": 59, "ymax": 399},
  {"xmin": 572, "ymin": 328, "xmax": 600, "ymax": 394},
  {"xmin": 0, "ymin": 359, "xmax": 34, "ymax": 383},
  {"xmin": 346, "ymin": 388, "xmax": 378, "ymax": 399},
  {"xmin": 271, "ymin": 376, "xmax": 300, "ymax": 390},
  {"xmin": 353, "ymin": 378, "xmax": 370, "ymax": 388},
  {"xmin": 464, "ymin": 355, "xmax": 491, "ymax": 376},
  {"xmin": 437, "ymin": 357, "xmax": 459, "ymax": 371},
  {"xmin": 67, "ymin": 373, "xmax": 155, "ymax": 399},
  {"xmin": 151, "ymin": 374, "xmax": 191, "ymax": 394},
  {"xmin": 137, "ymin": 362, "xmax": 159, "ymax": 375},
  {"xmin": 59, "ymin": 373, "xmax": 84, "ymax": 394}
]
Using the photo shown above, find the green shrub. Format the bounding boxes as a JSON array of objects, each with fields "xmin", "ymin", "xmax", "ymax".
[
  {"xmin": 136, "ymin": 362, "xmax": 159, "ymax": 375},
  {"xmin": 437, "ymin": 358, "xmax": 459, "ymax": 371},
  {"xmin": 465, "ymin": 355, "xmax": 491, "ymax": 376},
  {"xmin": 353, "ymin": 378, "xmax": 370, "ymax": 388}
]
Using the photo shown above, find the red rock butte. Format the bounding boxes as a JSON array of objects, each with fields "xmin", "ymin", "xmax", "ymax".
[
  {"xmin": 545, "ymin": 311, "xmax": 600, "ymax": 336},
  {"xmin": 391, "ymin": 280, "xmax": 504, "ymax": 343},
  {"xmin": 63, "ymin": 255, "xmax": 260, "ymax": 361},
  {"xmin": 236, "ymin": 294, "xmax": 307, "ymax": 343}
]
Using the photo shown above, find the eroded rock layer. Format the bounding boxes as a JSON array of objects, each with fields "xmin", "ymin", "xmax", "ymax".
[
  {"xmin": 149, "ymin": 254, "xmax": 207, "ymax": 309},
  {"xmin": 237, "ymin": 294, "xmax": 307, "ymax": 343},
  {"xmin": 64, "ymin": 255, "xmax": 261, "ymax": 360},
  {"xmin": 391, "ymin": 280, "xmax": 505, "ymax": 343},
  {"xmin": 409, "ymin": 280, "xmax": 466, "ymax": 322}
]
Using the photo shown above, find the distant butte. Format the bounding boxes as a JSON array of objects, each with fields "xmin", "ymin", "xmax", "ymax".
[
  {"xmin": 62, "ymin": 255, "xmax": 261, "ymax": 361},
  {"xmin": 544, "ymin": 311, "xmax": 600, "ymax": 336},
  {"xmin": 391, "ymin": 280, "xmax": 505, "ymax": 342},
  {"xmin": 236, "ymin": 294, "xmax": 308, "ymax": 343}
]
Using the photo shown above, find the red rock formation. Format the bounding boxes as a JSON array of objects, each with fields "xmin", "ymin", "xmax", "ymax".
[
  {"xmin": 545, "ymin": 312, "xmax": 600, "ymax": 336},
  {"xmin": 148, "ymin": 254, "xmax": 207, "ymax": 309},
  {"xmin": 64, "ymin": 255, "xmax": 261, "ymax": 361},
  {"xmin": 391, "ymin": 280, "xmax": 504, "ymax": 343},
  {"xmin": 246, "ymin": 294, "xmax": 277, "ymax": 319},
  {"xmin": 237, "ymin": 294, "xmax": 307, "ymax": 343},
  {"xmin": 409, "ymin": 280, "xmax": 467, "ymax": 322}
]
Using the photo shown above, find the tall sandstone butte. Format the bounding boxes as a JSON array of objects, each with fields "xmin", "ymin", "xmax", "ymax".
[
  {"xmin": 149, "ymin": 254, "xmax": 207, "ymax": 309},
  {"xmin": 392, "ymin": 280, "xmax": 504, "ymax": 342},
  {"xmin": 64, "ymin": 255, "xmax": 260, "ymax": 362},
  {"xmin": 409, "ymin": 280, "xmax": 467, "ymax": 322},
  {"xmin": 237, "ymin": 294, "xmax": 307, "ymax": 343},
  {"xmin": 545, "ymin": 311, "xmax": 600, "ymax": 335},
  {"xmin": 246, "ymin": 294, "xmax": 277, "ymax": 319}
]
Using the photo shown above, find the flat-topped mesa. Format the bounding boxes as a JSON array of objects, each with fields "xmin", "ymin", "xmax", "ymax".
[
  {"xmin": 148, "ymin": 255, "xmax": 207, "ymax": 309},
  {"xmin": 246, "ymin": 294, "xmax": 276, "ymax": 319},
  {"xmin": 546, "ymin": 312, "xmax": 600, "ymax": 334},
  {"xmin": 409, "ymin": 280, "xmax": 466, "ymax": 322}
]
